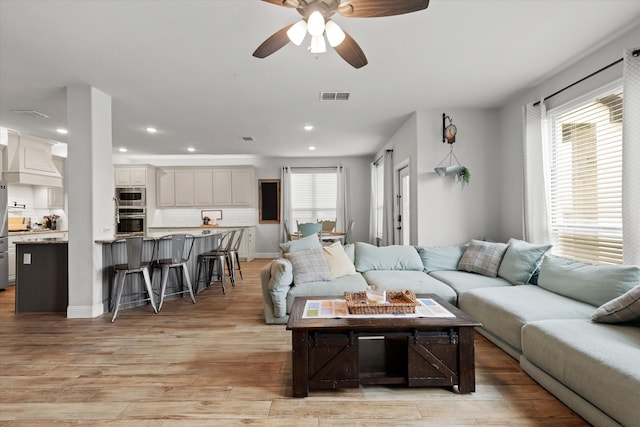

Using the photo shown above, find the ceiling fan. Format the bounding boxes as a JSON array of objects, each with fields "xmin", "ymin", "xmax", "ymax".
[{"xmin": 253, "ymin": 0, "xmax": 430, "ymax": 69}]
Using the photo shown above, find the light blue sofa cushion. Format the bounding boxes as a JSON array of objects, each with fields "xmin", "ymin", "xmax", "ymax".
[
  {"xmin": 538, "ymin": 256, "xmax": 640, "ymax": 307},
  {"xmin": 521, "ymin": 319, "xmax": 640, "ymax": 427},
  {"xmin": 362, "ymin": 270, "xmax": 457, "ymax": 305},
  {"xmin": 354, "ymin": 242, "xmax": 423, "ymax": 272},
  {"xmin": 279, "ymin": 234, "xmax": 321, "ymax": 254},
  {"xmin": 267, "ymin": 258, "xmax": 294, "ymax": 318},
  {"xmin": 429, "ymin": 270, "xmax": 511, "ymax": 296},
  {"xmin": 459, "ymin": 285, "xmax": 595, "ymax": 353},
  {"xmin": 592, "ymin": 284, "xmax": 640, "ymax": 324},
  {"xmin": 343, "ymin": 243, "xmax": 355, "ymax": 263},
  {"xmin": 286, "ymin": 274, "xmax": 368, "ymax": 314},
  {"xmin": 416, "ymin": 245, "xmax": 467, "ymax": 273},
  {"xmin": 497, "ymin": 238, "xmax": 551, "ymax": 285}
]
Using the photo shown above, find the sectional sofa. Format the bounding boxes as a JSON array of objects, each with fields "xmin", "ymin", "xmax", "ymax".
[{"xmin": 260, "ymin": 235, "xmax": 640, "ymax": 427}]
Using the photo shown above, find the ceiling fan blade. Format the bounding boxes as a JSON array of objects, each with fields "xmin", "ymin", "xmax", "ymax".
[
  {"xmin": 333, "ymin": 31, "xmax": 368, "ymax": 69},
  {"xmin": 261, "ymin": 0, "xmax": 299, "ymax": 8},
  {"xmin": 339, "ymin": 0, "xmax": 429, "ymax": 18},
  {"xmin": 253, "ymin": 24, "xmax": 294, "ymax": 59}
]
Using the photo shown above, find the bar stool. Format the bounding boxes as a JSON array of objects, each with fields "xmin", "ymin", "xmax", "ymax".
[
  {"xmin": 109, "ymin": 236, "xmax": 158, "ymax": 323},
  {"xmin": 228, "ymin": 228, "xmax": 245, "ymax": 281},
  {"xmin": 195, "ymin": 230, "xmax": 235, "ymax": 294},
  {"xmin": 153, "ymin": 234, "xmax": 196, "ymax": 311}
]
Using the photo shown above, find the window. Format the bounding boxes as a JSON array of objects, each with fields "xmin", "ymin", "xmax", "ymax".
[
  {"xmin": 546, "ymin": 87, "xmax": 623, "ymax": 264},
  {"xmin": 290, "ymin": 169, "xmax": 337, "ymax": 229}
]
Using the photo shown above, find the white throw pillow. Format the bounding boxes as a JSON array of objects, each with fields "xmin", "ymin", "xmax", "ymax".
[{"xmin": 322, "ymin": 241, "xmax": 356, "ymax": 278}]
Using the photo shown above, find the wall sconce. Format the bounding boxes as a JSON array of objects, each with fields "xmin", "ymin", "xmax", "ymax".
[{"xmin": 435, "ymin": 113, "xmax": 470, "ymax": 187}]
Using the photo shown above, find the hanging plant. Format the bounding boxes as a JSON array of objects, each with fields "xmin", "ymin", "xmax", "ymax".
[{"xmin": 456, "ymin": 167, "xmax": 470, "ymax": 187}]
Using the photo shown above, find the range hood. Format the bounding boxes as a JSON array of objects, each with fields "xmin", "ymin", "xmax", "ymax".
[{"xmin": 2, "ymin": 130, "xmax": 63, "ymax": 187}]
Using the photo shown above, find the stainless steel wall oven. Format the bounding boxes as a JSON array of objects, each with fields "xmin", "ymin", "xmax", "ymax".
[
  {"xmin": 116, "ymin": 207, "xmax": 146, "ymax": 235},
  {"xmin": 115, "ymin": 187, "xmax": 146, "ymax": 206}
]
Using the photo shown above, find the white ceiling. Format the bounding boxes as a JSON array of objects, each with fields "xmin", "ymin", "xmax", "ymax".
[{"xmin": 1, "ymin": 0, "xmax": 639, "ymax": 158}]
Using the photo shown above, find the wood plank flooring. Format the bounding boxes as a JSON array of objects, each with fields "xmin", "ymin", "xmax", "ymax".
[{"xmin": 0, "ymin": 258, "xmax": 589, "ymax": 426}]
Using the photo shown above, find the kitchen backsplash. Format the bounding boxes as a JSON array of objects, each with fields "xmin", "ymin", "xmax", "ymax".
[
  {"xmin": 7, "ymin": 183, "xmax": 67, "ymax": 229},
  {"xmin": 149, "ymin": 208, "xmax": 257, "ymax": 227}
]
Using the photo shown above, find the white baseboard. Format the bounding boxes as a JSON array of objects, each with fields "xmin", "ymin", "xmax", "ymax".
[{"xmin": 67, "ymin": 303, "xmax": 104, "ymax": 319}]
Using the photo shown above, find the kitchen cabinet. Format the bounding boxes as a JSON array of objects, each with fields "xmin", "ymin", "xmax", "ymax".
[
  {"xmin": 238, "ymin": 226, "xmax": 255, "ymax": 261},
  {"xmin": 114, "ymin": 166, "xmax": 147, "ymax": 187},
  {"xmin": 194, "ymin": 170, "xmax": 213, "ymax": 206},
  {"xmin": 174, "ymin": 170, "xmax": 194, "ymax": 206},
  {"xmin": 212, "ymin": 169, "xmax": 232, "ymax": 206},
  {"xmin": 156, "ymin": 169, "xmax": 175, "ymax": 207},
  {"xmin": 231, "ymin": 168, "xmax": 254, "ymax": 206},
  {"xmin": 48, "ymin": 187, "xmax": 64, "ymax": 208}
]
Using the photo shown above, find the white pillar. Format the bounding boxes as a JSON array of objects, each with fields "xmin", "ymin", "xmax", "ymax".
[{"xmin": 66, "ymin": 85, "xmax": 115, "ymax": 318}]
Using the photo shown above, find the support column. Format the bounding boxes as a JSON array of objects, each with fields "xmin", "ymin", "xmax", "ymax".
[{"xmin": 66, "ymin": 85, "xmax": 115, "ymax": 318}]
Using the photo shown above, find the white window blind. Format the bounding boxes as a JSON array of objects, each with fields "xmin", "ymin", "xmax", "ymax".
[
  {"xmin": 290, "ymin": 169, "xmax": 337, "ymax": 230},
  {"xmin": 546, "ymin": 88, "xmax": 623, "ymax": 264}
]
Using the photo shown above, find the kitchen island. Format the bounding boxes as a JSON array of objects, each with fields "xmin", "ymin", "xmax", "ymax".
[
  {"xmin": 14, "ymin": 238, "xmax": 68, "ymax": 313},
  {"xmin": 96, "ymin": 232, "xmax": 223, "ymax": 312}
]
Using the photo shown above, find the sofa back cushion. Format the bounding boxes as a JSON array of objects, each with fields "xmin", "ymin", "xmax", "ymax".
[
  {"xmin": 498, "ymin": 238, "xmax": 552, "ymax": 285},
  {"xmin": 416, "ymin": 245, "xmax": 467, "ymax": 273},
  {"xmin": 354, "ymin": 242, "xmax": 423, "ymax": 272},
  {"xmin": 538, "ymin": 255, "xmax": 640, "ymax": 307},
  {"xmin": 279, "ymin": 234, "xmax": 321, "ymax": 254}
]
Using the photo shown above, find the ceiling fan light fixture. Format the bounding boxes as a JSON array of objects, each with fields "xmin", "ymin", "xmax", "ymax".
[
  {"xmin": 307, "ymin": 11, "xmax": 325, "ymax": 36},
  {"xmin": 325, "ymin": 20, "xmax": 345, "ymax": 47},
  {"xmin": 287, "ymin": 19, "xmax": 307, "ymax": 45},
  {"xmin": 310, "ymin": 34, "xmax": 326, "ymax": 53}
]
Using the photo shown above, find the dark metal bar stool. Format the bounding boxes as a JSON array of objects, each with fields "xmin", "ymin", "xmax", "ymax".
[
  {"xmin": 195, "ymin": 230, "xmax": 235, "ymax": 294},
  {"xmin": 153, "ymin": 234, "xmax": 196, "ymax": 311},
  {"xmin": 109, "ymin": 236, "xmax": 158, "ymax": 322}
]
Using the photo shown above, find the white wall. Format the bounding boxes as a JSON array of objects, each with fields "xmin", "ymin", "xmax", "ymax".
[{"xmin": 496, "ymin": 24, "xmax": 640, "ymax": 243}]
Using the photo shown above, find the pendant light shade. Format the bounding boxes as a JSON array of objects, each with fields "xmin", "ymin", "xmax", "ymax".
[
  {"xmin": 325, "ymin": 20, "xmax": 345, "ymax": 47},
  {"xmin": 310, "ymin": 35, "xmax": 326, "ymax": 53},
  {"xmin": 307, "ymin": 11, "xmax": 325, "ymax": 36},
  {"xmin": 287, "ymin": 20, "xmax": 308, "ymax": 46}
]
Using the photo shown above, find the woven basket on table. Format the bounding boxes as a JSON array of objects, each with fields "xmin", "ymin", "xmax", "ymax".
[{"xmin": 344, "ymin": 290, "xmax": 418, "ymax": 315}]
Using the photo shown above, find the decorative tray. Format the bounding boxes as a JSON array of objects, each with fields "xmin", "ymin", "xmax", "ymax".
[{"xmin": 344, "ymin": 290, "xmax": 418, "ymax": 315}]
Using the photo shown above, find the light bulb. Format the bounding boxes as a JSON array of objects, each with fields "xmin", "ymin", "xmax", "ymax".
[
  {"xmin": 325, "ymin": 20, "xmax": 345, "ymax": 47},
  {"xmin": 307, "ymin": 11, "xmax": 325, "ymax": 37},
  {"xmin": 287, "ymin": 20, "xmax": 307, "ymax": 46},
  {"xmin": 310, "ymin": 35, "xmax": 326, "ymax": 53}
]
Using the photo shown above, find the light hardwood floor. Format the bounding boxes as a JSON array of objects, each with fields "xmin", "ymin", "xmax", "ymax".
[{"xmin": 0, "ymin": 258, "xmax": 589, "ymax": 426}]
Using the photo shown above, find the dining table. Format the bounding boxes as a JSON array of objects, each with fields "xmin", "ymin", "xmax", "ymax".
[{"xmin": 290, "ymin": 231, "xmax": 346, "ymax": 242}]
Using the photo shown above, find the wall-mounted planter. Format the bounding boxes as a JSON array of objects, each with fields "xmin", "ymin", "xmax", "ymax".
[{"xmin": 434, "ymin": 165, "xmax": 466, "ymax": 177}]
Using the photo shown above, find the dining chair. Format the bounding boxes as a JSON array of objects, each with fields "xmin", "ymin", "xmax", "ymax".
[
  {"xmin": 321, "ymin": 220, "xmax": 336, "ymax": 232},
  {"xmin": 153, "ymin": 234, "xmax": 196, "ymax": 311},
  {"xmin": 109, "ymin": 236, "xmax": 158, "ymax": 322},
  {"xmin": 284, "ymin": 220, "xmax": 295, "ymax": 241},
  {"xmin": 344, "ymin": 220, "xmax": 354, "ymax": 244},
  {"xmin": 297, "ymin": 222, "xmax": 322, "ymax": 238}
]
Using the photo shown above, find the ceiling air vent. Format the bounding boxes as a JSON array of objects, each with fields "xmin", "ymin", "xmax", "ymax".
[
  {"xmin": 12, "ymin": 110, "xmax": 50, "ymax": 119},
  {"xmin": 320, "ymin": 92, "xmax": 350, "ymax": 101},
  {"xmin": 240, "ymin": 136, "xmax": 255, "ymax": 142}
]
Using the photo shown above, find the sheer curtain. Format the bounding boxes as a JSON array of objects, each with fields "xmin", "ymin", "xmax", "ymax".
[
  {"xmin": 623, "ymin": 48, "xmax": 640, "ymax": 265},
  {"xmin": 336, "ymin": 166, "xmax": 348, "ymax": 233},
  {"xmin": 522, "ymin": 101, "xmax": 551, "ymax": 244},
  {"xmin": 281, "ymin": 166, "xmax": 292, "ymax": 243},
  {"xmin": 369, "ymin": 162, "xmax": 377, "ymax": 244},
  {"xmin": 381, "ymin": 150, "xmax": 394, "ymax": 246}
]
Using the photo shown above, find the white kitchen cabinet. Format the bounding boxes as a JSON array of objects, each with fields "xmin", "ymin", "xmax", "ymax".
[
  {"xmin": 156, "ymin": 169, "xmax": 175, "ymax": 207},
  {"xmin": 193, "ymin": 170, "xmax": 213, "ymax": 206},
  {"xmin": 114, "ymin": 166, "xmax": 147, "ymax": 187},
  {"xmin": 213, "ymin": 169, "xmax": 232, "ymax": 206},
  {"xmin": 231, "ymin": 168, "xmax": 254, "ymax": 206},
  {"xmin": 48, "ymin": 187, "xmax": 64, "ymax": 208},
  {"xmin": 238, "ymin": 226, "xmax": 255, "ymax": 261},
  {"xmin": 174, "ymin": 170, "xmax": 195, "ymax": 206}
]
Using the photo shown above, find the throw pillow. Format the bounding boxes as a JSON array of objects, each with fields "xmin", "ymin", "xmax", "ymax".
[
  {"xmin": 498, "ymin": 238, "xmax": 552, "ymax": 285},
  {"xmin": 592, "ymin": 284, "xmax": 640, "ymax": 323},
  {"xmin": 280, "ymin": 233, "xmax": 321, "ymax": 254},
  {"xmin": 322, "ymin": 241, "xmax": 356, "ymax": 278},
  {"xmin": 416, "ymin": 245, "xmax": 467, "ymax": 273},
  {"xmin": 457, "ymin": 239, "xmax": 508, "ymax": 278},
  {"xmin": 284, "ymin": 247, "xmax": 332, "ymax": 284}
]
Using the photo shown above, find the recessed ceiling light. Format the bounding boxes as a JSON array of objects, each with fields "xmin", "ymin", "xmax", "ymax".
[
  {"xmin": 187, "ymin": 147, "xmax": 196, "ymax": 152},
  {"xmin": 56, "ymin": 128, "xmax": 68, "ymax": 134},
  {"xmin": 303, "ymin": 125, "xmax": 314, "ymax": 131},
  {"xmin": 119, "ymin": 147, "xmax": 128, "ymax": 152},
  {"xmin": 308, "ymin": 146, "xmax": 316, "ymax": 151},
  {"xmin": 146, "ymin": 127, "xmax": 157, "ymax": 133}
]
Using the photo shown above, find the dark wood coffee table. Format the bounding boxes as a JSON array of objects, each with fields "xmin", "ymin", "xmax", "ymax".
[{"xmin": 286, "ymin": 294, "xmax": 481, "ymax": 397}]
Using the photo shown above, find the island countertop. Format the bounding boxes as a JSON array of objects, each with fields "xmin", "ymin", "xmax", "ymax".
[{"xmin": 14, "ymin": 238, "xmax": 68, "ymax": 245}]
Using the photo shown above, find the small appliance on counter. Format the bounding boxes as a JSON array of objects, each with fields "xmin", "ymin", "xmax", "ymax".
[{"xmin": 201, "ymin": 209, "xmax": 222, "ymax": 227}]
